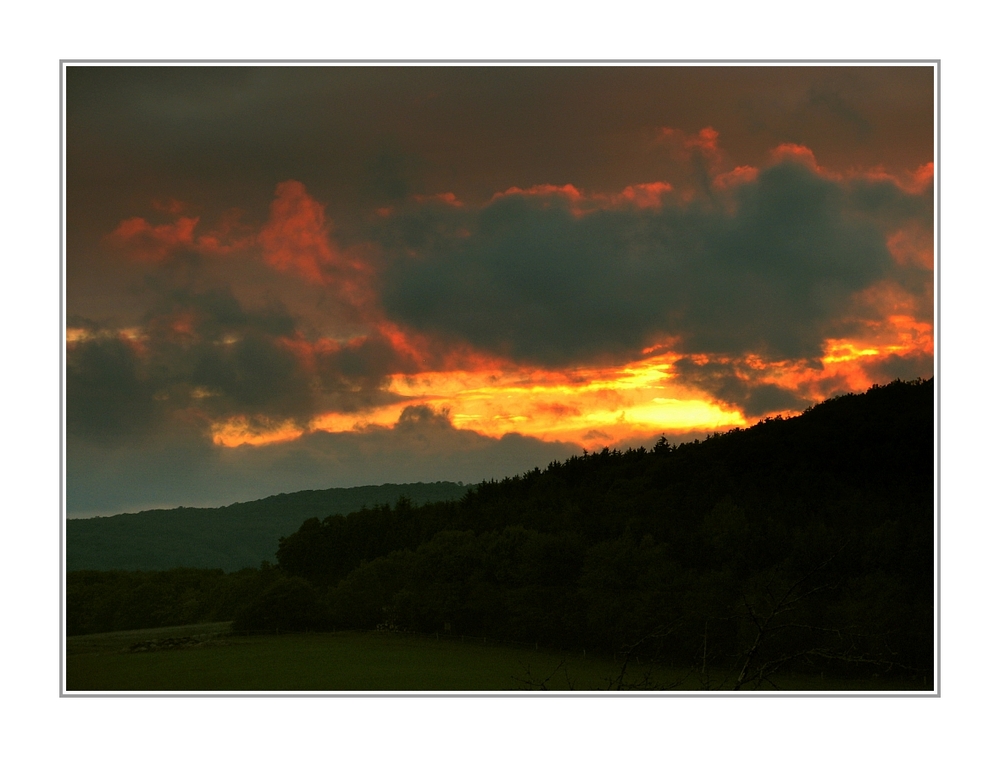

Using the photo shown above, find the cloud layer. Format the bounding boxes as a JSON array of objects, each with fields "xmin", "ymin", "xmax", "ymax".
[
  {"xmin": 380, "ymin": 157, "xmax": 926, "ymax": 366},
  {"xmin": 66, "ymin": 67, "xmax": 935, "ymax": 515}
]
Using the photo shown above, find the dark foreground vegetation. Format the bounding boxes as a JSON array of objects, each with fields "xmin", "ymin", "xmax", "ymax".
[
  {"xmin": 66, "ymin": 625, "xmax": 930, "ymax": 692},
  {"xmin": 67, "ymin": 380, "xmax": 933, "ymax": 690}
]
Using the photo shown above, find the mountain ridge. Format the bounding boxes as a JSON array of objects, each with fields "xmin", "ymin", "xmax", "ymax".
[{"xmin": 67, "ymin": 481, "xmax": 472, "ymax": 572}]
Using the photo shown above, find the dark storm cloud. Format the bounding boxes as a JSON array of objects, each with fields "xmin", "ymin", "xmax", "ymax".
[
  {"xmin": 66, "ymin": 404, "xmax": 579, "ymax": 516},
  {"xmin": 670, "ymin": 357, "xmax": 811, "ymax": 417},
  {"xmin": 64, "ymin": 66, "xmax": 935, "ymax": 515},
  {"xmin": 66, "ymin": 282, "xmax": 413, "ymax": 445},
  {"xmin": 66, "ymin": 334, "xmax": 162, "ymax": 441},
  {"xmin": 380, "ymin": 159, "xmax": 907, "ymax": 365},
  {"xmin": 67, "ymin": 65, "xmax": 934, "ymax": 369},
  {"xmin": 191, "ymin": 334, "xmax": 315, "ymax": 419},
  {"xmin": 145, "ymin": 285, "xmax": 298, "ymax": 339},
  {"xmin": 863, "ymin": 352, "xmax": 935, "ymax": 386}
]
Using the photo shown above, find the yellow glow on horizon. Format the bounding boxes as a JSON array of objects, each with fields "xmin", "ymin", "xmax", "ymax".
[
  {"xmin": 379, "ymin": 354, "xmax": 746, "ymax": 446},
  {"xmin": 290, "ymin": 353, "xmax": 748, "ymax": 449},
  {"xmin": 822, "ymin": 342, "xmax": 881, "ymax": 364},
  {"xmin": 203, "ymin": 310, "xmax": 933, "ymax": 450}
]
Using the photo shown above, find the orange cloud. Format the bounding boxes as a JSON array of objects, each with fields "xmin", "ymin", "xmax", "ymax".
[{"xmin": 211, "ymin": 415, "xmax": 304, "ymax": 447}]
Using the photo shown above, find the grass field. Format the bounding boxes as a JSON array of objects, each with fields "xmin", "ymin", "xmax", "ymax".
[{"xmin": 65, "ymin": 623, "xmax": 932, "ymax": 693}]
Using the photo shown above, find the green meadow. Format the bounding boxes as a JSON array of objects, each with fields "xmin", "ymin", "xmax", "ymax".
[{"xmin": 66, "ymin": 623, "xmax": 930, "ymax": 692}]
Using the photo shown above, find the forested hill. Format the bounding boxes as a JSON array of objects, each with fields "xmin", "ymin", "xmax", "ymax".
[
  {"xmin": 263, "ymin": 379, "xmax": 933, "ymax": 684},
  {"xmin": 278, "ymin": 378, "xmax": 934, "ymax": 584},
  {"xmin": 67, "ymin": 482, "xmax": 472, "ymax": 572}
]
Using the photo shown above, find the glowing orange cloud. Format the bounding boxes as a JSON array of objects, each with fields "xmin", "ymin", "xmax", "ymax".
[
  {"xmin": 213, "ymin": 293, "xmax": 933, "ymax": 451},
  {"xmin": 211, "ymin": 415, "xmax": 304, "ymax": 447},
  {"xmin": 308, "ymin": 354, "xmax": 748, "ymax": 450}
]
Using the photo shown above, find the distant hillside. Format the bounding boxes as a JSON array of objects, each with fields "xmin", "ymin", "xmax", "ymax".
[{"xmin": 67, "ymin": 482, "xmax": 471, "ymax": 572}]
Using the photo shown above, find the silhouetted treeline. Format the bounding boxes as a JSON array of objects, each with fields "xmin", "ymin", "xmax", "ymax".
[
  {"xmin": 66, "ymin": 567, "xmax": 281, "ymax": 635},
  {"xmin": 68, "ymin": 380, "xmax": 934, "ymax": 687}
]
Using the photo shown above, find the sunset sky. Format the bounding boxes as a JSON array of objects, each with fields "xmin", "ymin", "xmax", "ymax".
[{"xmin": 65, "ymin": 65, "xmax": 935, "ymax": 516}]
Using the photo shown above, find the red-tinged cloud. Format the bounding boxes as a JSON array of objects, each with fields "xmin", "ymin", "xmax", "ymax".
[
  {"xmin": 193, "ymin": 208, "xmax": 253, "ymax": 254},
  {"xmin": 657, "ymin": 126, "xmax": 727, "ymax": 183},
  {"xmin": 886, "ymin": 224, "xmax": 934, "ymax": 270},
  {"xmin": 258, "ymin": 180, "xmax": 338, "ymax": 284},
  {"xmin": 488, "ymin": 181, "xmax": 676, "ymax": 214},
  {"xmin": 616, "ymin": 182, "xmax": 674, "ymax": 209},
  {"xmin": 769, "ymin": 143, "xmax": 820, "ymax": 171},
  {"xmin": 913, "ymin": 162, "xmax": 934, "ymax": 190},
  {"xmin": 107, "ymin": 216, "xmax": 199, "ymax": 261},
  {"xmin": 658, "ymin": 126, "xmax": 721, "ymax": 154},
  {"xmin": 859, "ymin": 161, "xmax": 935, "ymax": 195},
  {"xmin": 106, "ymin": 205, "xmax": 253, "ymax": 260},
  {"xmin": 713, "ymin": 165, "xmax": 759, "ymax": 191},
  {"xmin": 258, "ymin": 180, "xmax": 377, "ymax": 318},
  {"xmin": 491, "ymin": 184, "xmax": 587, "ymax": 215}
]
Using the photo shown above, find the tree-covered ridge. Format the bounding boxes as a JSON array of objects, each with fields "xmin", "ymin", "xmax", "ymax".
[
  {"xmin": 67, "ymin": 481, "xmax": 472, "ymax": 572},
  {"xmin": 278, "ymin": 379, "xmax": 931, "ymax": 582}
]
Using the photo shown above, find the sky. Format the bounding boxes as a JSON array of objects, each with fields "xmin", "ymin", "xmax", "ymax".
[{"xmin": 65, "ymin": 64, "xmax": 935, "ymax": 516}]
